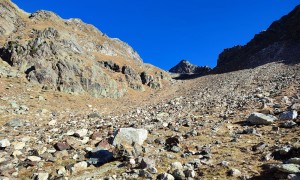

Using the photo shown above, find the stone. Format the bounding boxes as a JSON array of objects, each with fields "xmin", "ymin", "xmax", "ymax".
[
  {"xmin": 12, "ymin": 150, "xmax": 23, "ymax": 157},
  {"xmin": 57, "ymin": 166, "xmax": 66, "ymax": 175},
  {"xmin": 113, "ymin": 128, "xmax": 148, "ymax": 146},
  {"xmin": 86, "ymin": 150, "xmax": 113, "ymax": 166},
  {"xmin": 66, "ymin": 130, "xmax": 75, "ymax": 136},
  {"xmin": 48, "ymin": 120, "xmax": 57, "ymax": 126},
  {"xmin": 157, "ymin": 173, "xmax": 175, "ymax": 180},
  {"xmin": 172, "ymin": 169, "xmax": 185, "ymax": 180},
  {"xmin": 184, "ymin": 169, "xmax": 196, "ymax": 178},
  {"xmin": 5, "ymin": 119, "xmax": 24, "ymax": 127},
  {"xmin": 54, "ymin": 150, "xmax": 69, "ymax": 160},
  {"xmin": 171, "ymin": 146, "xmax": 181, "ymax": 153},
  {"xmin": 170, "ymin": 162, "xmax": 183, "ymax": 171},
  {"xmin": 40, "ymin": 152, "xmax": 56, "ymax": 162},
  {"xmin": 268, "ymin": 164, "xmax": 300, "ymax": 173},
  {"xmin": 27, "ymin": 156, "xmax": 42, "ymax": 162},
  {"xmin": 288, "ymin": 158, "xmax": 300, "ymax": 165},
  {"xmin": 13, "ymin": 142, "xmax": 25, "ymax": 150},
  {"xmin": 74, "ymin": 129, "xmax": 88, "ymax": 138},
  {"xmin": 139, "ymin": 169, "xmax": 153, "ymax": 178},
  {"xmin": 247, "ymin": 112, "xmax": 277, "ymax": 125},
  {"xmin": 228, "ymin": 168, "xmax": 241, "ymax": 177},
  {"xmin": 280, "ymin": 111, "xmax": 298, "ymax": 120},
  {"xmin": 71, "ymin": 161, "xmax": 88, "ymax": 174},
  {"xmin": 88, "ymin": 113, "xmax": 100, "ymax": 119},
  {"xmin": 148, "ymin": 167, "xmax": 158, "ymax": 174},
  {"xmin": 65, "ymin": 136, "xmax": 84, "ymax": 149},
  {"xmin": 90, "ymin": 132, "xmax": 102, "ymax": 140},
  {"xmin": 32, "ymin": 173, "xmax": 49, "ymax": 180},
  {"xmin": 139, "ymin": 157, "xmax": 155, "ymax": 169},
  {"xmin": 95, "ymin": 140, "xmax": 112, "ymax": 150},
  {"xmin": 288, "ymin": 174, "xmax": 300, "ymax": 180},
  {"xmin": 54, "ymin": 142, "xmax": 71, "ymax": 151},
  {"xmin": 0, "ymin": 139, "xmax": 10, "ymax": 148},
  {"xmin": 283, "ymin": 121, "xmax": 297, "ymax": 128}
]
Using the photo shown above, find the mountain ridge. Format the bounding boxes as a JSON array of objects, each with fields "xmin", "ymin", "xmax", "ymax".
[
  {"xmin": 213, "ymin": 4, "xmax": 300, "ymax": 73},
  {"xmin": 169, "ymin": 60, "xmax": 211, "ymax": 74},
  {"xmin": 0, "ymin": 0, "xmax": 171, "ymax": 98}
]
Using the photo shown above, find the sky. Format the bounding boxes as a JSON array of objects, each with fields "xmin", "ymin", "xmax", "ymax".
[{"xmin": 12, "ymin": 0, "xmax": 300, "ymax": 70}]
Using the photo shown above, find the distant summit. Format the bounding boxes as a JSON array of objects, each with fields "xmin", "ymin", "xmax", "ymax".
[
  {"xmin": 214, "ymin": 5, "xmax": 300, "ymax": 73},
  {"xmin": 169, "ymin": 60, "xmax": 211, "ymax": 74}
]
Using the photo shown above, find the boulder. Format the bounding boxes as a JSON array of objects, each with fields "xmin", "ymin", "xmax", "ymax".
[
  {"xmin": 279, "ymin": 110, "xmax": 298, "ymax": 120},
  {"xmin": 113, "ymin": 128, "xmax": 148, "ymax": 146},
  {"xmin": 247, "ymin": 112, "xmax": 277, "ymax": 125}
]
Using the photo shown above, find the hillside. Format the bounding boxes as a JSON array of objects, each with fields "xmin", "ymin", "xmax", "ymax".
[
  {"xmin": 0, "ymin": 0, "xmax": 171, "ymax": 98},
  {"xmin": 0, "ymin": 1, "xmax": 300, "ymax": 180}
]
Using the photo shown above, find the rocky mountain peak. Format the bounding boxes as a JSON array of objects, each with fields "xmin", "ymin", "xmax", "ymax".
[
  {"xmin": 0, "ymin": 0, "xmax": 171, "ymax": 98},
  {"xmin": 169, "ymin": 59, "xmax": 211, "ymax": 74},
  {"xmin": 214, "ymin": 5, "xmax": 300, "ymax": 73}
]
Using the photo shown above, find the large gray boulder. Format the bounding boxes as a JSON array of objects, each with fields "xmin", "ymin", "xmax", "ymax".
[
  {"xmin": 247, "ymin": 112, "xmax": 277, "ymax": 125},
  {"xmin": 113, "ymin": 128, "xmax": 148, "ymax": 146}
]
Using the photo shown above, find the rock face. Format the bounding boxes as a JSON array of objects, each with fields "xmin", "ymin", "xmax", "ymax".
[
  {"xmin": 214, "ymin": 5, "xmax": 300, "ymax": 73},
  {"xmin": 169, "ymin": 60, "xmax": 211, "ymax": 74},
  {"xmin": 0, "ymin": 0, "xmax": 170, "ymax": 98}
]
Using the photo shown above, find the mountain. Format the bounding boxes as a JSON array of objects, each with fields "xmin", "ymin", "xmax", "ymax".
[
  {"xmin": 0, "ymin": 0, "xmax": 170, "ymax": 98},
  {"xmin": 1, "ymin": 1, "xmax": 300, "ymax": 180},
  {"xmin": 169, "ymin": 60, "xmax": 211, "ymax": 74},
  {"xmin": 214, "ymin": 5, "xmax": 300, "ymax": 73}
]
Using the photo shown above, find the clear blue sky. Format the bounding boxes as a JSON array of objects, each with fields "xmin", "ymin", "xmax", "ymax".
[{"xmin": 12, "ymin": 0, "xmax": 300, "ymax": 70}]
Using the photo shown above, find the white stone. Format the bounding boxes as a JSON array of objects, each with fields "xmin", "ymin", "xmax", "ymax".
[
  {"xmin": 71, "ymin": 161, "xmax": 88, "ymax": 173},
  {"xmin": 13, "ymin": 142, "xmax": 25, "ymax": 150},
  {"xmin": 157, "ymin": 173, "xmax": 175, "ymax": 180},
  {"xmin": 57, "ymin": 166, "xmax": 66, "ymax": 175},
  {"xmin": 229, "ymin": 168, "xmax": 241, "ymax": 177},
  {"xmin": 33, "ymin": 173, "xmax": 49, "ymax": 180},
  {"xmin": 12, "ymin": 150, "xmax": 23, "ymax": 157},
  {"xmin": 170, "ymin": 162, "xmax": 183, "ymax": 171},
  {"xmin": 48, "ymin": 120, "xmax": 57, "ymax": 126},
  {"xmin": 27, "ymin": 156, "xmax": 41, "ymax": 162},
  {"xmin": 113, "ymin": 128, "xmax": 148, "ymax": 146},
  {"xmin": 74, "ymin": 129, "xmax": 88, "ymax": 137},
  {"xmin": 80, "ymin": 137, "xmax": 89, "ymax": 144},
  {"xmin": 0, "ymin": 139, "xmax": 10, "ymax": 147}
]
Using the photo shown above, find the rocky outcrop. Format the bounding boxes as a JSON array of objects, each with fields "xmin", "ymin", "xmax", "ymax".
[
  {"xmin": 214, "ymin": 5, "xmax": 300, "ymax": 73},
  {"xmin": 169, "ymin": 60, "xmax": 211, "ymax": 74},
  {"xmin": 0, "ymin": 0, "xmax": 170, "ymax": 98}
]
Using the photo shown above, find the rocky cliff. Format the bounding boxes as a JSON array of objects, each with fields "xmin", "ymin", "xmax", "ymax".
[
  {"xmin": 0, "ymin": 0, "xmax": 170, "ymax": 98},
  {"xmin": 214, "ymin": 5, "xmax": 300, "ymax": 73},
  {"xmin": 169, "ymin": 60, "xmax": 211, "ymax": 74}
]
